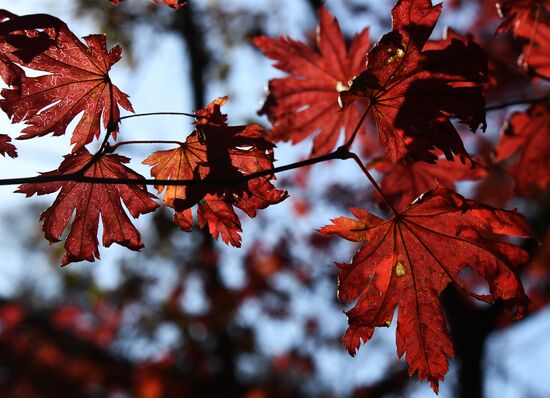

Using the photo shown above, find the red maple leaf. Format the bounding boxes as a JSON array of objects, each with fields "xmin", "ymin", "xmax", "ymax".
[
  {"xmin": 496, "ymin": 103, "xmax": 550, "ymax": 195},
  {"xmin": 374, "ymin": 156, "xmax": 487, "ymax": 211},
  {"xmin": 0, "ymin": 53, "xmax": 19, "ymax": 87},
  {"xmin": 496, "ymin": 0, "xmax": 550, "ymax": 38},
  {"xmin": 0, "ymin": 10, "xmax": 65, "ymax": 62},
  {"xmin": 253, "ymin": 6, "xmax": 370, "ymax": 156},
  {"xmin": 143, "ymin": 98, "xmax": 287, "ymax": 247},
  {"xmin": 17, "ymin": 150, "xmax": 159, "ymax": 266},
  {"xmin": 342, "ymin": 0, "xmax": 487, "ymax": 163},
  {"xmin": 0, "ymin": 19, "xmax": 21, "ymax": 88},
  {"xmin": 519, "ymin": 21, "xmax": 550, "ymax": 77},
  {"xmin": 319, "ymin": 188, "xmax": 531, "ymax": 392},
  {"xmin": 0, "ymin": 134, "xmax": 16, "ymax": 158},
  {"xmin": 0, "ymin": 10, "xmax": 68, "ymax": 86},
  {"xmin": 0, "ymin": 11, "xmax": 133, "ymax": 152},
  {"xmin": 424, "ymin": 27, "xmax": 502, "ymax": 90},
  {"xmin": 497, "ymin": 1, "xmax": 550, "ymax": 76}
]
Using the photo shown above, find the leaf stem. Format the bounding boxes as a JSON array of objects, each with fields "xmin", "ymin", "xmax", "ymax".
[
  {"xmin": 349, "ymin": 152, "xmax": 397, "ymax": 215},
  {"xmin": 75, "ymin": 86, "xmax": 118, "ymax": 176},
  {"xmin": 340, "ymin": 105, "xmax": 371, "ymax": 151}
]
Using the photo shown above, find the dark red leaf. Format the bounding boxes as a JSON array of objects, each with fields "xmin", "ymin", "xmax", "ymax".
[
  {"xmin": 0, "ymin": 10, "xmax": 65, "ymax": 63},
  {"xmin": 17, "ymin": 150, "xmax": 159, "ymax": 265},
  {"xmin": 521, "ymin": 21, "xmax": 550, "ymax": 77},
  {"xmin": 497, "ymin": 1, "xmax": 550, "ymax": 76},
  {"xmin": 0, "ymin": 25, "xmax": 22, "ymax": 87},
  {"xmin": 0, "ymin": 134, "xmax": 17, "ymax": 158},
  {"xmin": 0, "ymin": 11, "xmax": 133, "ymax": 152},
  {"xmin": 320, "ymin": 188, "xmax": 531, "ymax": 392},
  {"xmin": 254, "ymin": 6, "xmax": 370, "ymax": 156},
  {"xmin": 496, "ymin": 0, "xmax": 550, "ymax": 38},
  {"xmin": 375, "ymin": 156, "xmax": 487, "ymax": 211},
  {"xmin": 0, "ymin": 9, "xmax": 65, "ymax": 86},
  {"xmin": 342, "ymin": 0, "xmax": 487, "ymax": 163},
  {"xmin": 496, "ymin": 103, "xmax": 550, "ymax": 195}
]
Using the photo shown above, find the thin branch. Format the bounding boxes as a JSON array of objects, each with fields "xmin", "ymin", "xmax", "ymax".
[
  {"xmin": 245, "ymin": 146, "xmax": 352, "ymax": 180},
  {"xmin": 119, "ymin": 112, "xmax": 196, "ymax": 121},
  {"xmin": 108, "ymin": 140, "xmax": 183, "ymax": 152},
  {"xmin": 485, "ymin": 94, "xmax": 550, "ymax": 112},
  {"xmin": 349, "ymin": 152, "xmax": 397, "ymax": 215},
  {"xmin": 113, "ymin": 94, "xmax": 550, "ymax": 124},
  {"xmin": 5, "ymin": 89, "xmax": 548, "ymax": 193},
  {"xmin": 528, "ymin": 70, "xmax": 550, "ymax": 82},
  {"xmin": 1, "ymin": 147, "xmax": 352, "ymax": 188}
]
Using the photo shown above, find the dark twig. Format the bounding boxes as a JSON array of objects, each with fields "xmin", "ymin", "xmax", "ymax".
[
  {"xmin": 107, "ymin": 140, "xmax": 184, "ymax": 152},
  {"xmin": 119, "ymin": 112, "xmax": 195, "ymax": 121},
  {"xmin": 2, "ymin": 147, "xmax": 352, "ymax": 188},
  {"xmin": 528, "ymin": 70, "xmax": 550, "ymax": 82}
]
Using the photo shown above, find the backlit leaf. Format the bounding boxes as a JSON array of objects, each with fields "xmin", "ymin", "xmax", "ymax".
[
  {"xmin": 342, "ymin": 0, "xmax": 487, "ymax": 163},
  {"xmin": 17, "ymin": 150, "xmax": 159, "ymax": 265},
  {"xmin": 0, "ymin": 11, "xmax": 133, "ymax": 151},
  {"xmin": 254, "ymin": 7, "xmax": 370, "ymax": 156},
  {"xmin": 320, "ymin": 188, "xmax": 531, "ymax": 392}
]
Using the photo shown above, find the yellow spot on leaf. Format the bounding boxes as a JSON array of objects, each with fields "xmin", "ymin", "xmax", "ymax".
[
  {"xmin": 385, "ymin": 46, "xmax": 405, "ymax": 65},
  {"xmin": 394, "ymin": 261, "xmax": 407, "ymax": 277}
]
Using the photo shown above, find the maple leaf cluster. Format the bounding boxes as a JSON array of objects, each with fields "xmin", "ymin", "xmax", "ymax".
[
  {"xmin": 254, "ymin": 0, "xmax": 544, "ymax": 391},
  {"xmin": 497, "ymin": 0, "xmax": 550, "ymax": 76},
  {"xmin": 0, "ymin": 9, "xmax": 284, "ymax": 264},
  {"xmin": 143, "ymin": 97, "xmax": 287, "ymax": 247},
  {"xmin": 0, "ymin": 0, "xmax": 548, "ymax": 393}
]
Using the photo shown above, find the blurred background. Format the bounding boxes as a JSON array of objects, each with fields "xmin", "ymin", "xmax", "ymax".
[{"xmin": 0, "ymin": 0, "xmax": 548, "ymax": 397}]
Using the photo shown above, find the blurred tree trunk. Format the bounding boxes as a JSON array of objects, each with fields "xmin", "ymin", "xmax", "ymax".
[
  {"xmin": 171, "ymin": 5, "xmax": 242, "ymax": 397},
  {"xmin": 173, "ymin": 3, "xmax": 208, "ymax": 109},
  {"xmin": 443, "ymin": 288, "xmax": 498, "ymax": 398}
]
